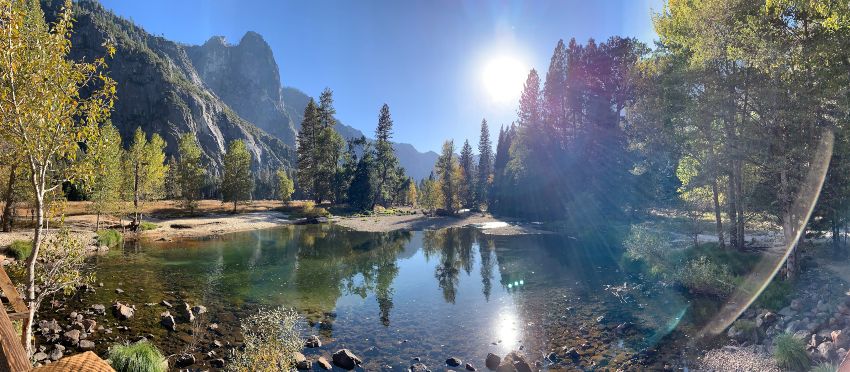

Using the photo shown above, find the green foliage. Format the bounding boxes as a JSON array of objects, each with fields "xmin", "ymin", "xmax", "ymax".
[
  {"xmin": 348, "ymin": 148, "xmax": 376, "ymax": 211},
  {"xmin": 84, "ymin": 123, "xmax": 124, "ymax": 227},
  {"xmin": 107, "ymin": 341, "xmax": 168, "ymax": 372},
  {"xmin": 458, "ymin": 140, "xmax": 476, "ymax": 209},
  {"xmin": 476, "ymin": 119, "xmax": 492, "ymax": 209},
  {"xmin": 418, "ymin": 176, "xmax": 442, "ymax": 213},
  {"xmin": 623, "ymin": 225, "xmax": 673, "ymax": 276},
  {"xmin": 373, "ymin": 104, "xmax": 401, "ymax": 206},
  {"xmin": 227, "ymin": 307, "xmax": 304, "ymax": 372},
  {"xmin": 139, "ymin": 221, "xmax": 159, "ymax": 231},
  {"xmin": 176, "ymin": 133, "xmax": 206, "ymax": 212},
  {"xmin": 436, "ymin": 140, "xmax": 460, "ymax": 212},
  {"xmin": 773, "ymin": 333, "xmax": 810, "ymax": 372},
  {"xmin": 96, "ymin": 229, "xmax": 123, "ymax": 248},
  {"xmin": 222, "ymin": 140, "xmax": 254, "ymax": 212},
  {"xmin": 276, "ymin": 169, "xmax": 294, "ymax": 202},
  {"xmin": 755, "ymin": 279, "xmax": 792, "ymax": 311},
  {"xmin": 301, "ymin": 201, "xmax": 330, "ymax": 219},
  {"xmin": 732, "ymin": 319, "xmax": 759, "ymax": 342},
  {"xmin": 676, "ymin": 256, "xmax": 734, "ymax": 296},
  {"xmin": 9, "ymin": 240, "xmax": 31, "ymax": 260},
  {"xmin": 125, "ymin": 128, "xmax": 168, "ymax": 217},
  {"xmin": 810, "ymin": 363, "xmax": 838, "ymax": 372}
]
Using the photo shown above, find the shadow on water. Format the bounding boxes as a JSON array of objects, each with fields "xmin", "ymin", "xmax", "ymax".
[{"xmin": 43, "ymin": 224, "xmax": 725, "ymax": 369}]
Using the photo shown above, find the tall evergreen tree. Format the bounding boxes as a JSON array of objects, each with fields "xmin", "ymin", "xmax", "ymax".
[
  {"xmin": 476, "ymin": 119, "xmax": 493, "ymax": 209},
  {"xmin": 373, "ymin": 104, "xmax": 401, "ymax": 207},
  {"xmin": 314, "ymin": 88, "xmax": 343, "ymax": 203},
  {"xmin": 222, "ymin": 140, "xmax": 253, "ymax": 212},
  {"xmin": 348, "ymin": 143, "xmax": 376, "ymax": 211},
  {"xmin": 296, "ymin": 99, "xmax": 320, "ymax": 200},
  {"xmin": 436, "ymin": 140, "xmax": 459, "ymax": 212},
  {"xmin": 459, "ymin": 140, "xmax": 476, "ymax": 208}
]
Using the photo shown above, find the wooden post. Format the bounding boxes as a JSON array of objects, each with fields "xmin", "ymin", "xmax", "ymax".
[{"xmin": 0, "ymin": 304, "xmax": 30, "ymax": 372}]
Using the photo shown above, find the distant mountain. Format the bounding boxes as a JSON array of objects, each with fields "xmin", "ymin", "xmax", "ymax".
[{"xmin": 51, "ymin": 0, "xmax": 294, "ymax": 175}]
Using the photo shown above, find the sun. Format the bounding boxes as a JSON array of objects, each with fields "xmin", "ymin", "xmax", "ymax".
[{"xmin": 481, "ymin": 55, "xmax": 527, "ymax": 103}]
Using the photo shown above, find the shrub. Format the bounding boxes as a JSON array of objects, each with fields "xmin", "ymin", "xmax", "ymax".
[
  {"xmin": 96, "ymin": 229, "xmax": 123, "ymax": 248},
  {"xmin": 139, "ymin": 222, "xmax": 159, "ymax": 231},
  {"xmin": 8, "ymin": 240, "xmax": 32, "ymax": 260},
  {"xmin": 677, "ymin": 256, "xmax": 734, "ymax": 296},
  {"xmin": 228, "ymin": 307, "xmax": 304, "ymax": 372},
  {"xmin": 623, "ymin": 225, "xmax": 673, "ymax": 277},
  {"xmin": 107, "ymin": 341, "xmax": 168, "ymax": 372},
  {"xmin": 732, "ymin": 319, "xmax": 760, "ymax": 342},
  {"xmin": 773, "ymin": 333, "xmax": 810, "ymax": 371},
  {"xmin": 810, "ymin": 363, "xmax": 837, "ymax": 372},
  {"xmin": 756, "ymin": 279, "xmax": 792, "ymax": 311},
  {"xmin": 301, "ymin": 201, "xmax": 330, "ymax": 219}
]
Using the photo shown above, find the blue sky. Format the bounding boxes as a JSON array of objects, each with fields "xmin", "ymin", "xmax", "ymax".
[{"xmin": 99, "ymin": 0, "xmax": 662, "ymax": 153}]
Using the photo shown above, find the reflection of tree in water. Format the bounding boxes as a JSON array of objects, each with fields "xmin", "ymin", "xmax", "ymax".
[
  {"xmin": 479, "ymin": 238, "xmax": 495, "ymax": 301},
  {"xmin": 423, "ymin": 228, "xmax": 477, "ymax": 304}
]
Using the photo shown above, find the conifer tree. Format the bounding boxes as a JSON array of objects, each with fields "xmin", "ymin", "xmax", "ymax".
[
  {"xmin": 373, "ymin": 104, "xmax": 401, "ymax": 207},
  {"xmin": 222, "ymin": 140, "xmax": 253, "ymax": 212},
  {"xmin": 459, "ymin": 140, "xmax": 476, "ymax": 208},
  {"xmin": 436, "ymin": 140, "xmax": 459, "ymax": 212},
  {"xmin": 296, "ymin": 99, "xmax": 320, "ymax": 200},
  {"xmin": 476, "ymin": 119, "xmax": 493, "ymax": 209},
  {"xmin": 315, "ymin": 88, "xmax": 343, "ymax": 203},
  {"xmin": 348, "ymin": 143, "xmax": 376, "ymax": 211}
]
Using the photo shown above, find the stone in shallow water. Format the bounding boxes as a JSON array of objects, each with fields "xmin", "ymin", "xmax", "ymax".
[
  {"xmin": 485, "ymin": 353, "xmax": 501, "ymax": 370},
  {"xmin": 79, "ymin": 340, "xmax": 95, "ymax": 350},
  {"xmin": 112, "ymin": 302, "xmax": 134, "ymax": 320},
  {"xmin": 294, "ymin": 352, "xmax": 310, "ymax": 370},
  {"xmin": 305, "ymin": 334, "xmax": 321, "ymax": 348},
  {"xmin": 175, "ymin": 354, "xmax": 195, "ymax": 368},
  {"xmin": 465, "ymin": 362, "xmax": 476, "ymax": 371},
  {"xmin": 409, "ymin": 362, "xmax": 429, "ymax": 372},
  {"xmin": 192, "ymin": 305, "xmax": 207, "ymax": 315},
  {"xmin": 209, "ymin": 358, "xmax": 225, "ymax": 368},
  {"xmin": 446, "ymin": 357, "xmax": 462, "ymax": 367},
  {"xmin": 332, "ymin": 349, "xmax": 361, "ymax": 370},
  {"xmin": 49, "ymin": 348, "xmax": 63, "ymax": 361},
  {"xmin": 160, "ymin": 311, "xmax": 177, "ymax": 331},
  {"xmin": 316, "ymin": 357, "xmax": 332, "ymax": 370}
]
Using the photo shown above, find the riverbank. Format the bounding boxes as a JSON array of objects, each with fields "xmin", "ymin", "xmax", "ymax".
[{"xmin": 332, "ymin": 210, "xmax": 550, "ymax": 235}]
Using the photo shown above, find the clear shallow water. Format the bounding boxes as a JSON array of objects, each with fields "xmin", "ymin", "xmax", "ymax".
[{"xmin": 46, "ymin": 225, "xmax": 711, "ymax": 370}]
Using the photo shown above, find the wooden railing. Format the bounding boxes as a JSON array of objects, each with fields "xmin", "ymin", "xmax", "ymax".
[{"xmin": 0, "ymin": 263, "xmax": 29, "ymax": 372}]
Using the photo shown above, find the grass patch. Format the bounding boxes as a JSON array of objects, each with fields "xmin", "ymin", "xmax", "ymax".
[
  {"xmin": 680, "ymin": 242, "xmax": 760, "ymax": 275},
  {"xmin": 755, "ymin": 278, "xmax": 792, "ymax": 311},
  {"xmin": 139, "ymin": 222, "xmax": 159, "ymax": 231},
  {"xmin": 96, "ymin": 229, "xmax": 123, "ymax": 248},
  {"xmin": 8, "ymin": 240, "xmax": 32, "ymax": 260},
  {"xmin": 228, "ymin": 307, "xmax": 303, "ymax": 371},
  {"xmin": 810, "ymin": 363, "xmax": 837, "ymax": 372},
  {"xmin": 107, "ymin": 340, "xmax": 168, "ymax": 372},
  {"xmin": 773, "ymin": 333, "xmax": 810, "ymax": 371},
  {"xmin": 676, "ymin": 256, "xmax": 735, "ymax": 296}
]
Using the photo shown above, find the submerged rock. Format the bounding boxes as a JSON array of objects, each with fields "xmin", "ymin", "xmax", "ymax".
[
  {"xmin": 160, "ymin": 311, "xmax": 177, "ymax": 331},
  {"xmin": 62, "ymin": 330, "xmax": 80, "ymax": 345},
  {"xmin": 91, "ymin": 304, "xmax": 106, "ymax": 315},
  {"xmin": 175, "ymin": 354, "xmax": 195, "ymax": 368},
  {"xmin": 465, "ymin": 363, "xmax": 476, "ymax": 371},
  {"xmin": 294, "ymin": 352, "xmax": 310, "ymax": 370},
  {"xmin": 409, "ymin": 362, "xmax": 429, "ymax": 372},
  {"xmin": 332, "ymin": 349, "xmax": 362, "ymax": 370},
  {"xmin": 447, "ymin": 357, "xmax": 462, "ymax": 367},
  {"xmin": 192, "ymin": 305, "xmax": 207, "ymax": 315},
  {"xmin": 485, "ymin": 353, "xmax": 501, "ymax": 370},
  {"xmin": 112, "ymin": 302, "xmax": 134, "ymax": 320},
  {"xmin": 210, "ymin": 358, "xmax": 225, "ymax": 368},
  {"xmin": 316, "ymin": 356, "xmax": 332, "ymax": 370},
  {"xmin": 305, "ymin": 335, "xmax": 321, "ymax": 348}
]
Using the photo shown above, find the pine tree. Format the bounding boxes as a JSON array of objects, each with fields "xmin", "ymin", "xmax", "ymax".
[
  {"xmin": 314, "ymin": 88, "xmax": 343, "ymax": 203},
  {"xmin": 348, "ymin": 143, "xmax": 376, "ymax": 211},
  {"xmin": 373, "ymin": 104, "xmax": 401, "ymax": 207},
  {"xmin": 476, "ymin": 119, "xmax": 493, "ymax": 209},
  {"xmin": 436, "ymin": 140, "xmax": 459, "ymax": 212},
  {"xmin": 176, "ymin": 133, "xmax": 206, "ymax": 213},
  {"xmin": 296, "ymin": 99, "xmax": 320, "ymax": 200},
  {"xmin": 459, "ymin": 140, "xmax": 476, "ymax": 208},
  {"xmin": 222, "ymin": 140, "xmax": 254, "ymax": 212}
]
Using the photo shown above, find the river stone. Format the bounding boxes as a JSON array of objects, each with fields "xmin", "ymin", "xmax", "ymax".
[
  {"xmin": 91, "ymin": 304, "xmax": 105, "ymax": 315},
  {"xmin": 175, "ymin": 354, "xmax": 195, "ymax": 368},
  {"xmin": 192, "ymin": 305, "xmax": 207, "ymax": 315},
  {"xmin": 63, "ymin": 329, "xmax": 80, "ymax": 345},
  {"xmin": 332, "ymin": 349, "xmax": 362, "ymax": 370},
  {"xmin": 112, "ymin": 302, "xmax": 134, "ymax": 320},
  {"xmin": 33, "ymin": 352, "xmax": 48, "ymax": 362},
  {"xmin": 115, "ymin": 288, "xmax": 124, "ymax": 294},
  {"xmin": 818, "ymin": 341, "xmax": 837, "ymax": 360},
  {"xmin": 210, "ymin": 358, "xmax": 225, "ymax": 368},
  {"xmin": 409, "ymin": 362, "xmax": 429, "ymax": 372},
  {"xmin": 160, "ymin": 300, "xmax": 172, "ymax": 308},
  {"xmin": 82, "ymin": 319, "xmax": 97, "ymax": 333},
  {"xmin": 160, "ymin": 311, "xmax": 177, "ymax": 331},
  {"xmin": 305, "ymin": 335, "xmax": 321, "ymax": 348},
  {"xmin": 485, "ymin": 353, "xmax": 501, "ymax": 370},
  {"xmin": 316, "ymin": 356, "xmax": 332, "ymax": 370},
  {"xmin": 466, "ymin": 363, "xmax": 476, "ymax": 371},
  {"xmin": 79, "ymin": 340, "xmax": 95, "ymax": 350},
  {"xmin": 181, "ymin": 302, "xmax": 195, "ymax": 322},
  {"xmin": 447, "ymin": 357, "xmax": 462, "ymax": 367},
  {"xmin": 294, "ymin": 352, "xmax": 310, "ymax": 370},
  {"xmin": 49, "ymin": 348, "xmax": 63, "ymax": 361}
]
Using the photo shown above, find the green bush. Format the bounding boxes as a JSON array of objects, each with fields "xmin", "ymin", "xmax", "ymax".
[
  {"xmin": 810, "ymin": 363, "xmax": 837, "ymax": 372},
  {"xmin": 623, "ymin": 225, "xmax": 674, "ymax": 276},
  {"xmin": 756, "ymin": 279, "xmax": 792, "ymax": 311},
  {"xmin": 228, "ymin": 307, "xmax": 304, "ymax": 371},
  {"xmin": 676, "ymin": 256, "xmax": 734, "ymax": 296},
  {"xmin": 96, "ymin": 229, "xmax": 123, "ymax": 248},
  {"xmin": 773, "ymin": 333, "xmax": 810, "ymax": 371},
  {"xmin": 8, "ymin": 240, "xmax": 32, "ymax": 260},
  {"xmin": 107, "ymin": 340, "xmax": 168, "ymax": 372},
  {"xmin": 139, "ymin": 222, "xmax": 159, "ymax": 231}
]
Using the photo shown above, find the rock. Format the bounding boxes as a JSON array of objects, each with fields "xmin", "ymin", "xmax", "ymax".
[
  {"xmin": 294, "ymin": 352, "xmax": 310, "ymax": 370},
  {"xmin": 208, "ymin": 323, "xmax": 219, "ymax": 331},
  {"xmin": 160, "ymin": 311, "xmax": 177, "ymax": 331},
  {"xmin": 112, "ymin": 302, "xmax": 134, "ymax": 320},
  {"xmin": 818, "ymin": 341, "xmax": 837, "ymax": 361},
  {"xmin": 91, "ymin": 304, "xmax": 106, "ymax": 315},
  {"xmin": 181, "ymin": 302, "xmax": 195, "ymax": 322},
  {"xmin": 115, "ymin": 288, "xmax": 124, "ymax": 294},
  {"xmin": 565, "ymin": 347, "xmax": 579, "ymax": 359},
  {"xmin": 316, "ymin": 357, "xmax": 332, "ymax": 370},
  {"xmin": 192, "ymin": 305, "xmax": 207, "ymax": 315},
  {"xmin": 212, "ymin": 340, "xmax": 223, "ymax": 348},
  {"xmin": 791, "ymin": 299, "xmax": 803, "ymax": 311},
  {"xmin": 53, "ymin": 344, "xmax": 65, "ymax": 352},
  {"xmin": 496, "ymin": 362, "xmax": 516, "ymax": 372},
  {"xmin": 486, "ymin": 353, "xmax": 501, "ymax": 370},
  {"xmin": 447, "ymin": 357, "xmax": 462, "ymax": 367},
  {"xmin": 49, "ymin": 348, "xmax": 63, "ymax": 361},
  {"xmin": 33, "ymin": 352, "xmax": 48, "ymax": 362},
  {"xmin": 210, "ymin": 358, "xmax": 225, "ymax": 368},
  {"xmin": 81, "ymin": 319, "xmax": 97, "ymax": 333},
  {"xmin": 79, "ymin": 340, "xmax": 95, "ymax": 350},
  {"xmin": 160, "ymin": 300, "xmax": 172, "ymax": 308},
  {"xmin": 333, "ymin": 349, "xmax": 362, "ymax": 370},
  {"xmin": 466, "ymin": 363, "xmax": 476, "ymax": 371},
  {"xmin": 63, "ymin": 330, "xmax": 80, "ymax": 345},
  {"xmin": 615, "ymin": 322, "xmax": 632, "ymax": 335},
  {"xmin": 69, "ymin": 312, "xmax": 78, "ymax": 319},
  {"xmin": 305, "ymin": 335, "xmax": 321, "ymax": 348},
  {"xmin": 175, "ymin": 354, "xmax": 195, "ymax": 368},
  {"xmin": 409, "ymin": 362, "xmax": 429, "ymax": 372}
]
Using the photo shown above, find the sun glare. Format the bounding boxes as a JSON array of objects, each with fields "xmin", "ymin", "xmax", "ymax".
[{"xmin": 482, "ymin": 56, "xmax": 527, "ymax": 103}]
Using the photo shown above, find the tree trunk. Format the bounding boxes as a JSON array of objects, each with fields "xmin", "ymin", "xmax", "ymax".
[
  {"xmin": 133, "ymin": 162, "xmax": 140, "ymax": 230},
  {"xmin": 735, "ymin": 161, "xmax": 745, "ymax": 248},
  {"xmin": 712, "ymin": 179, "xmax": 725, "ymax": 249},
  {"xmin": 727, "ymin": 170, "xmax": 739, "ymax": 249},
  {"xmin": 1, "ymin": 164, "xmax": 16, "ymax": 232},
  {"xmin": 95, "ymin": 212, "xmax": 100, "ymax": 232},
  {"xmin": 23, "ymin": 192, "xmax": 43, "ymax": 356}
]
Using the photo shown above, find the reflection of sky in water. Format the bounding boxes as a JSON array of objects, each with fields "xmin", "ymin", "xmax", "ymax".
[{"xmin": 75, "ymin": 225, "xmax": 703, "ymax": 369}]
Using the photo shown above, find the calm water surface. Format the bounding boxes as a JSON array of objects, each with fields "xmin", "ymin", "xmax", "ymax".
[{"xmin": 53, "ymin": 225, "xmax": 709, "ymax": 370}]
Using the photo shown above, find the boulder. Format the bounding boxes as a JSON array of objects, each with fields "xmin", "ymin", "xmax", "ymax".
[
  {"xmin": 818, "ymin": 341, "xmax": 837, "ymax": 361},
  {"xmin": 181, "ymin": 302, "xmax": 195, "ymax": 322},
  {"xmin": 192, "ymin": 305, "xmax": 207, "ymax": 315},
  {"xmin": 81, "ymin": 319, "xmax": 97, "ymax": 333},
  {"xmin": 79, "ymin": 340, "xmax": 95, "ymax": 350},
  {"xmin": 160, "ymin": 311, "xmax": 177, "ymax": 331},
  {"xmin": 49, "ymin": 348, "xmax": 63, "ymax": 361},
  {"xmin": 409, "ymin": 362, "xmax": 429, "ymax": 372},
  {"xmin": 294, "ymin": 352, "xmax": 310, "ymax": 370},
  {"xmin": 91, "ymin": 304, "xmax": 106, "ymax": 315},
  {"xmin": 332, "ymin": 349, "xmax": 362, "ymax": 370},
  {"xmin": 447, "ymin": 357, "xmax": 462, "ymax": 367},
  {"xmin": 33, "ymin": 352, "xmax": 48, "ymax": 362},
  {"xmin": 62, "ymin": 330, "xmax": 80, "ymax": 345},
  {"xmin": 305, "ymin": 335, "xmax": 322, "ymax": 348},
  {"xmin": 485, "ymin": 353, "xmax": 501, "ymax": 370},
  {"xmin": 112, "ymin": 302, "xmax": 134, "ymax": 320},
  {"xmin": 466, "ymin": 363, "xmax": 476, "ymax": 371},
  {"xmin": 175, "ymin": 354, "xmax": 195, "ymax": 368},
  {"xmin": 210, "ymin": 358, "xmax": 225, "ymax": 368},
  {"xmin": 316, "ymin": 357, "xmax": 332, "ymax": 370}
]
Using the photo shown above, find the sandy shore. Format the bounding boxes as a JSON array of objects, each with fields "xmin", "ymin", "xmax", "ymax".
[
  {"xmin": 139, "ymin": 211, "xmax": 291, "ymax": 241},
  {"xmin": 332, "ymin": 212, "xmax": 550, "ymax": 235}
]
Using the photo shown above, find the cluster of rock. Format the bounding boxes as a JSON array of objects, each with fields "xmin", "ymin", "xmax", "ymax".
[{"xmin": 33, "ymin": 306, "xmax": 112, "ymax": 367}]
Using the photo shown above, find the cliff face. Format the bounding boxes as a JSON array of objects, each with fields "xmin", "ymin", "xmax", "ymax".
[{"xmin": 54, "ymin": 0, "xmax": 294, "ymax": 175}]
